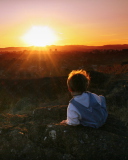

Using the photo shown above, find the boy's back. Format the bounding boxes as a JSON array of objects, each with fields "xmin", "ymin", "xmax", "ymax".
[{"xmin": 69, "ymin": 92, "xmax": 108, "ymax": 128}]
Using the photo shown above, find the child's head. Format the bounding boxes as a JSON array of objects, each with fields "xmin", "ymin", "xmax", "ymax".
[{"xmin": 67, "ymin": 70, "xmax": 90, "ymax": 93}]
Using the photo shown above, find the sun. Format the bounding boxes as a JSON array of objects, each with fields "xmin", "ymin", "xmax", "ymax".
[{"xmin": 22, "ymin": 26, "xmax": 58, "ymax": 47}]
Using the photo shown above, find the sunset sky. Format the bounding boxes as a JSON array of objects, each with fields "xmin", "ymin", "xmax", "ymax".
[{"xmin": 0, "ymin": 0, "xmax": 128, "ymax": 47}]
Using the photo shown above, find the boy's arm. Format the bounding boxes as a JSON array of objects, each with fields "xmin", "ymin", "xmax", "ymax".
[{"xmin": 61, "ymin": 104, "xmax": 80, "ymax": 126}]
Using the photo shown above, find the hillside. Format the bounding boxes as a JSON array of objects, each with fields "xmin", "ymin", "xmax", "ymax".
[
  {"xmin": 0, "ymin": 50, "xmax": 128, "ymax": 159},
  {"xmin": 0, "ymin": 71, "xmax": 128, "ymax": 160}
]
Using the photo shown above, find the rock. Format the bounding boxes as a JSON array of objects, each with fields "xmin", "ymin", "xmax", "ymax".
[{"xmin": 0, "ymin": 106, "xmax": 128, "ymax": 160}]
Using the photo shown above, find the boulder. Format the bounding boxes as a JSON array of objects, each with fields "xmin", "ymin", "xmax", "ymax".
[{"xmin": 0, "ymin": 105, "xmax": 128, "ymax": 160}]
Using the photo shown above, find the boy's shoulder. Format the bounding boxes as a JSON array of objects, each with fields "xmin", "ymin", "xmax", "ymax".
[
  {"xmin": 70, "ymin": 91, "xmax": 105, "ymax": 107},
  {"xmin": 68, "ymin": 101, "xmax": 80, "ymax": 112}
]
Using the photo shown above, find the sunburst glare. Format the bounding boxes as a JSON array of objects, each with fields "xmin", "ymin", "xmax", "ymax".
[{"xmin": 22, "ymin": 26, "xmax": 58, "ymax": 47}]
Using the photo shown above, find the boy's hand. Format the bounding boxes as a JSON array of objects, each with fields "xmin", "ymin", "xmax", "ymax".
[{"xmin": 60, "ymin": 120, "xmax": 67, "ymax": 124}]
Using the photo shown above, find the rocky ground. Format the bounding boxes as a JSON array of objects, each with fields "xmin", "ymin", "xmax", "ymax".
[
  {"xmin": 0, "ymin": 105, "xmax": 128, "ymax": 160},
  {"xmin": 0, "ymin": 71, "xmax": 128, "ymax": 160}
]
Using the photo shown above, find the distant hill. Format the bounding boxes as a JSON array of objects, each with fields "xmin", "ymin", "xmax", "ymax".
[
  {"xmin": 0, "ymin": 44, "xmax": 128, "ymax": 52},
  {"xmin": 0, "ymin": 47, "xmax": 33, "ymax": 52},
  {"xmin": 49, "ymin": 44, "xmax": 128, "ymax": 52}
]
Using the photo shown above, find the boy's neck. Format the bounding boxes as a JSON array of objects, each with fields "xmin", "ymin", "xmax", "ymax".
[{"xmin": 71, "ymin": 92, "xmax": 83, "ymax": 96}]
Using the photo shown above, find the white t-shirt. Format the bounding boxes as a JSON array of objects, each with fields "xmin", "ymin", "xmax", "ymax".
[{"xmin": 66, "ymin": 92, "xmax": 102, "ymax": 126}]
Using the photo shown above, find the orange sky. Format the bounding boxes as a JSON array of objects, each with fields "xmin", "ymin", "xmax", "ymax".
[{"xmin": 0, "ymin": 0, "xmax": 128, "ymax": 47}]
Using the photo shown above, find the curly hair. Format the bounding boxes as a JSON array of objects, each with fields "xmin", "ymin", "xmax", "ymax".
[{"xmin": 67, "ymin": 70, "xmax": 90, "ymax": 92}]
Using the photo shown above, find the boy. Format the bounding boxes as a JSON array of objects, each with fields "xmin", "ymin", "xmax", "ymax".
[{"xmin": 61, "ymin": 70, "xmax": 108, "ymax": 128}]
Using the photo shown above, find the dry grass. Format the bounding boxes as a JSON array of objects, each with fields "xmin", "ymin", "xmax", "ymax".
[{"xmin": 98, "ymin": 64, "xmax": 128, "ymax": 75}]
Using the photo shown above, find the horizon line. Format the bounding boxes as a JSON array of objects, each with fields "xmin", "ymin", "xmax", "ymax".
[{"xmin": 0, "ymin": 44, "xmax": 128, "ymax": 49}]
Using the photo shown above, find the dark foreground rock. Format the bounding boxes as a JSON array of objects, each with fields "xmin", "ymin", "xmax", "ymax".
[{"xmin": 0, "ymin": 105, "xmax": 128, "ymax": 160}]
